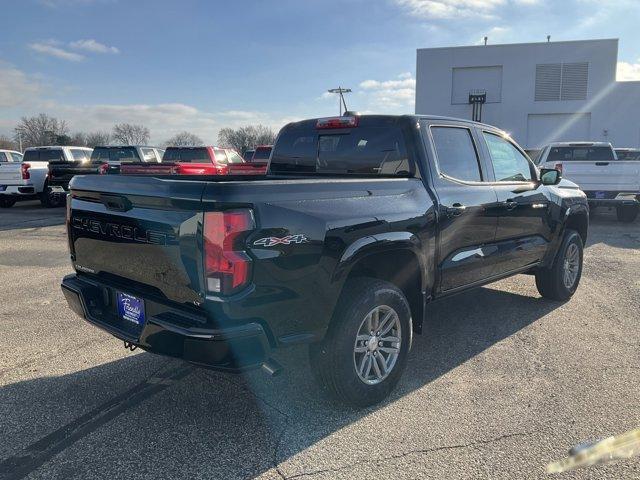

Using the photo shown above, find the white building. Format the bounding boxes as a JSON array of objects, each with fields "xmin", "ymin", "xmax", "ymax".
[{"xmin": 415, "ymin": 38, "xmax": 640, "ymax": 149}]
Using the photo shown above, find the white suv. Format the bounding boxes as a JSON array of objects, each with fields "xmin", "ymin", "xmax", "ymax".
[{"xmin": 537, "ymin": 142, "xmax": 639, "ymax": 222}]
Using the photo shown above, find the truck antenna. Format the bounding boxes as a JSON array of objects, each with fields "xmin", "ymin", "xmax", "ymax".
[{"xmin": 328, "ymin": 87, "xmax": 352, "ymax": 115}]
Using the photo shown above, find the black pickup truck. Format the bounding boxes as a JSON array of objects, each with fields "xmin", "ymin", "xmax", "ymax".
[
  {"xmin": 48, "ymin": 146, "xmax": 165, "ymax": 199},
  {"xmin": 61, "ymin": 115, "xmax": 588, "ymax": 407}
]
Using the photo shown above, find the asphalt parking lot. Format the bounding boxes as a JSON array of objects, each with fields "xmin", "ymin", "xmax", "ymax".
[{"xmin": 0, "ymin": 200, "xmax": 638, "ymax": 479}]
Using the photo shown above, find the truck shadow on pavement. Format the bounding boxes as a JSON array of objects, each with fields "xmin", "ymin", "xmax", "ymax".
[
  {"xmin": 0, "ymin": 285, "xmax": 560, "ymax": 480},
  {"xmin": 0, "ymin": 201, "xmax": 65, "ymax": 232}
]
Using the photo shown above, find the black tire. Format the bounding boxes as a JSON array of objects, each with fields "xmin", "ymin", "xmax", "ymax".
[
  {"xmin": 40, "ymin": 187, "xmax": 66, "ymax": 208},
  {"xmin": 535, "ymin": 229, "xmax": 583, "ymax": 301},
  {"xmin": 0, "ymin": 197, "xmax": 17, "ymax": 208},
  {"xmin": 616, "ymin": 204, "xmax": 639, "ymax": 223},
  {"xmin": 309, "ymin": 277, "xmax": 412, "ymax": 408}
]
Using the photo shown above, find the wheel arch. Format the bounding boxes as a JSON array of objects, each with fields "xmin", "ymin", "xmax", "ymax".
[{"xmin": 333, "ymin": 234, "xmax": 427, "ymax": 335}]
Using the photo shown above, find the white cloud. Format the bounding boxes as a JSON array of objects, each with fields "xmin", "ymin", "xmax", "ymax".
[
  {"xmin": 358, "ymin": 73, "xmax": 416, "ymax": 111},
  {"xmin": 393, "ymin": 0, "xmax": 539, "ymax": 20},
  {"xmin": 617, "ymin": 61, "xmax": 640, "ymax": 81},
  {"xmin": 0, "ymin": 64, "xmax": 42, "ymax": 108},
  {"xmin": 29, "ymin": 41, "xmax": 85, "ymax": 62},
  {"xmin": 69, "ymin": 39, "xmax": 119, "ymax": 54},
  {"xmin": 476, "ymin": 26, "xmax": 510, "ymax": 44}
]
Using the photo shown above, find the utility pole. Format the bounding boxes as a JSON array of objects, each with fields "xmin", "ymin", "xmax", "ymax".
[{"xmin": 328, "ymin": 87, "xmax": 352, "ymax": 115}]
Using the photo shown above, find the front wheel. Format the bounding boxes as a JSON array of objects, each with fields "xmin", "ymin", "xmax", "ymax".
[
  {"xmin": 616, "ymin": 204, "xmax": 639, "ymax": 223},
  {"xmin": 309, "ymin": 278, "xmax": 412, "ymax": 407},
  {"xmin": 0, "ymin": 196, "xmax": 16, "ymax": 208},
  {"xmin": 535, "ymin": 229, "xmax": 583, "ymax": 301}
]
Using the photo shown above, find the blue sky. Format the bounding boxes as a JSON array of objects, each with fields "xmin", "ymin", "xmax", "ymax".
[{"xmin": 2, "ymin": 0, "xmax": 640, "ymax": 143}]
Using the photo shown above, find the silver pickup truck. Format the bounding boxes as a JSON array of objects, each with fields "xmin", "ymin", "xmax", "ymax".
[
  {"xmin": 537, "ymin": 142, "xmax": 639, "ymax": 222},
  {"xmin": 0, "ymin": 146, "xmax": 92, "ymax": 208}
]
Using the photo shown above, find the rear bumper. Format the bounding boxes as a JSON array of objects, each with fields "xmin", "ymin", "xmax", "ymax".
[
  {"xmin": 0, "ymin": 184, "xmax": 36, "ymax": 195},
  {"xmin": 61, "ymin": 274, "xmax": 272, "ymax": 372},
  {"xmin": 585, "ymin": 191, "xmax": 639, "ymax": 208}
]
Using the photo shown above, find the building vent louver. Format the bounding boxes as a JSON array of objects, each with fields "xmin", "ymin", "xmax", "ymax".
[
  {"xmin": 535, "ymin": 62, "xmax": 588, "ymax": 102},
  {"xmin": 535, "ymin": 64, "xmax": 561, "ymax": 101},
  {"xmin": 560, "ymin": 62, "xmax": 588, "ymax": 100}
]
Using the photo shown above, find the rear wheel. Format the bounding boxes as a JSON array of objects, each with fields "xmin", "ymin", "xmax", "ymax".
[
  {"xmin": 535, "ymin": 229, "xmax": 583, "ymax": 301},
  {"xmin": 0, "ymin": 197, "xmax": 16, "ymax": 208},
  {"xmin": 40, "ymin": 186, "xmax": 66, "ymax": 208},
  {"xmin": 309, "ymin": 278, "xmax": 412, "ymax": 407},
  {"xmin": 616, "ymin": 204, "xmax": 639, "ymax": 223}
]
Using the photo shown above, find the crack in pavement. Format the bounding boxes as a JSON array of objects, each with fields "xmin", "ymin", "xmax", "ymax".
[{"xmin": 278, "ymin": 431, "xmax": 536, "ymax": 479}]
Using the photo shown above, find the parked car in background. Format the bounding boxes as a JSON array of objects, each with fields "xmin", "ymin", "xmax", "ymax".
[
  {"xmin": 537, "ymin": 142, "xmax": 640, "ymax": 222},
  {"xmin": 614, "ymin": 148, "xmax": 640, "ymax": 161},
  {"xmin": 61, "ymin": 114, "xmax": 588, "ymax": 407},
  {"xmin": 0, "ymin": 149, "xmax": 24, "ymax": 207},
  {"xmin": 242, "ymin": 149, "xmax": 255, "ymax": 162},
  {"xmin": 49, "ymin": 145, "xmax": 165, "ymax": 201},
  {"xmin": 120, "ymin": 146, "xmax": 267, "ymax": 175},
  {"xmin": 0, "ymin": 146, "xmax": 91, "ymax": 208}
]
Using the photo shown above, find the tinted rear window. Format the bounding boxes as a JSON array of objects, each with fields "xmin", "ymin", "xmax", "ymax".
[
  {"xmin": 547, "ymin": 146, "xmax": 615, "ymax": 161},
  {"xmin": 23, "ymin": 149, "xmax": 64, "ymax": 162},
  {"xmin": 270, "ymin": 126, "xmax": 411, "ymax": 175},
  {"xmin": 253, "ymin": 147, "xmax": 272, "ymax": 161},
  {"xmin": 163, "ymin": 147, "xmax": 211, "ymax": 163},
  {"xmin": 91, "ymin": 147, "xmax": 140, "ymax": 162}
]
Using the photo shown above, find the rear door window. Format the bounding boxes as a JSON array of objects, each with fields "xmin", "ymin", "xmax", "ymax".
[
  {"xmin": 430, "ymin": 126, "xmax": 482, "ymax": 182},
  {"xmin": 0, "ymin": 152, "xmax": 9, "ymax": 162},
  {"xmin": 11, "ymin": 153, "xmax": 23, "ymax": 162},
  {"xmin": 141, "ymin": 148, "xmax": 158, "ymax": 162},
  {"xmin": 226, "ymin": 150, "xmax": 244, "ymax": 164},
  {"xmin": 270, "ymin": 125, "xmax": 411, "ymax": 175}
]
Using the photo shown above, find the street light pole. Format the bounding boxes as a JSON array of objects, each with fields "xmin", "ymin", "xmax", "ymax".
[{"xmin": 327, "ymin": 87, "xmax": 352, "ymax": 115}]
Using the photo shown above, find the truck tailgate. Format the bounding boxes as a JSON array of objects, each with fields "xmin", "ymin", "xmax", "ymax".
[
  {"xmin": 49, "ymin": 161, "xmax": 102, "ymax": 186},
  {"xmin": 0, "ymin": 164, "xmax": 22, "ymax": 184},
  {"xmin": 68, "ymin": 175, "xmax": 208, "ymax": 305},
  {"xmin": 561, "ymin": 161, "xmax": 640, "ymax": 192}
]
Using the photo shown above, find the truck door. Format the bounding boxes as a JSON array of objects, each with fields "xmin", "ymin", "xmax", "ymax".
[
  {"xmin": 479, "ymin": 130, "xmax": 552, "ymax": 274},
  {"xmin": 421, "ymin": 122, "xmax": 499, "ymax": 293}
]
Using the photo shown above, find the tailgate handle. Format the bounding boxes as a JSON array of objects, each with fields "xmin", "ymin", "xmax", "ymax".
[
  {"xmin": 595, "ymin": 162, "xmax": 609, "ymax": 166},
  {"xmin": 101, "ymin": 194, "xmax": 132, "ymax": 212}
]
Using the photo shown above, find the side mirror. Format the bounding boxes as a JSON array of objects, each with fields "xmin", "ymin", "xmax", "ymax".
[{"xmin": 540, "ymin": 168, "xmax": 562, "ymax": 186}]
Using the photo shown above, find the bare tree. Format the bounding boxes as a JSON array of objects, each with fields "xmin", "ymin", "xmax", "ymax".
[
  {"xmin": 69, "ymin": 132, "xmax": 87, "ymax": 146},
  {"xmin": 85, "ymin": 131, "xmax": 112, "ymax": 147},
  {"xmin": 217, "ymin": 125, "xmax": 276, "ymax": 154},
  {"xmin": 14, "ymin": 113, "xmax": 69, "ymax": 148},
  {"xmin": 163, "ymin": 131, "xmax": 204, "ymax": 147},
  {"xmin": 0, "ymin": 135, "xmax": 18, "ymax": 151},
  {"xmin": 112, "ymin": 123, "xmax": 150, "ymax": 145}
]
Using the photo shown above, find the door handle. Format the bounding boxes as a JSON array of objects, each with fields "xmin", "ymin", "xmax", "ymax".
[
  {"xmin": 444, "ymin": 203, "xmax": 466, "ymax": 217},
  {"xmin": 503, "ymin": 199, "xmax": 518, "ymax": 210}
]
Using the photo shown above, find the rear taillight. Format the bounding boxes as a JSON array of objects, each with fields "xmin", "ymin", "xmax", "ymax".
[
  {"xmin": 21, "ymin": 163, "xmax": 31, "ymax": 180},
  {"xmin": 316, "ymin": 116, "xmax": 359, "ymax": 129},
  {"xmin": 203, "ymin": 210, "xmax": 254, "ymax": 295},
  {"xmin": 216, "ymin": 164, "xmax": 229, "ymax": 175},
  {"xmin": 98, "ymin": 163, "xmax": 109, "ymax": 175},
  {"xmin": 554, "ymin": 163, "xmax": 563, "ymax": 174}
]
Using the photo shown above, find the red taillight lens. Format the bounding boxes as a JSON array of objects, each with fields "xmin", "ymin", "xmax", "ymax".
[
  {"xmin": 98, "ymin": 163, "xmax": 109, "ymax": 175},
  {"xmin": 554, "ymin": 163, "xmax": 563, "ymax": 174},
  {"xmin": 203, "ymin": 210, "xmax": 254, "ymax": 294},
  {"xmin": 21, "ymin": 163, "xmax": 31, "ymax": 180},
  {"xmin": 316, "ymin": 116, "xmax": 359, "ymax": 129}
]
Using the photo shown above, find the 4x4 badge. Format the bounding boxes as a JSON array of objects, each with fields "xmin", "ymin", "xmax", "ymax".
[{"xmin": 253, "ymin": 234, "xmax": 308, "ymax": 247}]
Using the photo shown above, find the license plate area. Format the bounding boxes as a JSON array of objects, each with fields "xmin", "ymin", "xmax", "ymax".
[{"xmin": 116, "ymin": 292, "xmax": 146, "ymax": 337}]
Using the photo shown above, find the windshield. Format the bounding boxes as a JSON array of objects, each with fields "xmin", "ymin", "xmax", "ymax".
[{"xmin": 91, "ymin": 147, "xmax": 140, "ymax": 162}]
